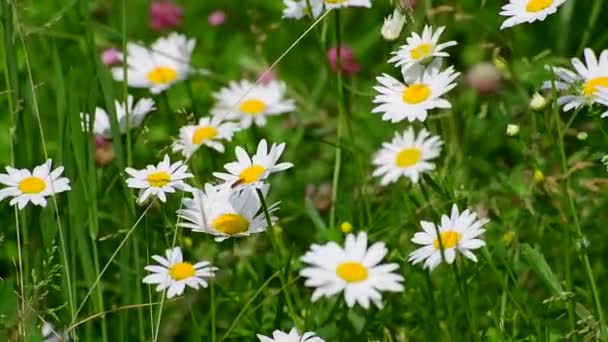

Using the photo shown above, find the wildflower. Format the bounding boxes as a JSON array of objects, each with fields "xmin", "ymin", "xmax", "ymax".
[
  {"xmin": 213, "ymin": 139, "xmax": 293, "ymax": 189},
  {"xmin": 381, "ymin": 9, "xmax": 407, "ymax": 42},
  {"xmin": 211, "ymin": 79, "xmax": 295, "ymax": 128},
  {"xmin": 341, "ymin": 221, "xmax": 353, "ymax": 234},
  {"xmin": 534, "ymin": 169, "xmax": 545, "ymax": 183},
  {"xmin": 81, "ymin": 95, "xmax": 155, "ymax": 138},
  {"xmin": 499, "ymin": 0, "xmax": 566, "ymax": 30},
  {"xmin": 328, "ymin": 45, "xmax": 360, "ymax": 76},
  {"xmin": 388, "ymin": 26, "xmax": 457, "ymax": 71},
  {"xmin": 322, "ymin": 0, "xmax": 371, "ymax": 9},
  {"xmin": 300, "ymin": 232, "xmax": 404, "ymax": 309},
  {"xmin": 172, "ymin": 117, "xmax": 241, "ymax": 158},
  {"xmin": 467, "ymin": 62, "xmax": 502, "ymax": 95},
  {"xmin": 125, "ymin": 155, "xmax": 193, "ymax": 204},
  {"xmin": 208, "ymin": 10, "xmax": 227, "ymax": 26},
  {"xmin": 150, "ymin": 1, "xmax": 184, "ymax": 31},
  {"xmin": 257, "ymin": 328, "xmax": 325, "ymax": 342},
  {"xmin": 373, "ymin": 60, "xmax": 460, "ymax": 123},
  {"xmin": 94, "ymin": 135, "xmax": 114, "ymax": 167},
  {"xmin": 530, "ymin": 92, "xmax": 547, "ymax": 111},
  {"xmin": 542, "ymin": 49, "xmax": 608, "ymax": 118},
  {"xmin": 177, "ymin": 184, "xmax": 277, "ymax": 242},
  {"xmin": 112, "ymin": 33, "xmax": 196, "ymax": 94},
  {"xmin": 372, "ymin": 128, "xmax": 443, "ymax": 185},
  {"xmin": 143, "ymin": 247, "xmax": 217, "ymax": 299},
  {"xmin": 282, "ymin": 0, "xmax": 324, "ymax": 19},
  {"xmin": 506, "ymin": 124, "xmax": 520, "ymax": 136},
  {"xmin": 408, "ymin": 204, "xmax": 489, "ymax": 271},
  {"xmin": 0, "ymin": 160, "xmax": 71, "ymax": 210},
  {"xmin": 100, "ymin": 48, "xmax": 121, "ymax": 66}
]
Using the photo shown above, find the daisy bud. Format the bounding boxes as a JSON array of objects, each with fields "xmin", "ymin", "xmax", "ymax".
[
  {"xmin": 530, "ymin": 92, "xmax": 547, "ymax": 111},
  {"xmin": 467, "ymin": 62, "xmax": 502, "ymax": 95},
  {"xmin": 506, "ymin": 124, "xmax": 519, "ymax": 136},
  {"xmin": 208, "ymin": 10, "xmax": 227, "ymax": 26},
  {"xmin": 328, "ymin": 44, "xmax": 360, "ymax": 76},
  {"xmin": 340, "ymin": 221, "xmax": 353, "ymax": 234},
  {"xmin": 534, "ymin": 169, "xmax": 544, "ymax": 183},
  {"xmin": 150, "ymin": 1, "xmax": 183, "ymax": 31},
  {"xmin": 577, "ymin": 132, "xmax": 588, "ymax": 141},
  {"xmin": 381, "ymin": 9, "xmax": 407, "ymax": 42},
  {"xmin": 100, "ymin": 48, "xmax": 121, "ymax": 66},
  {"xmin": 94, "ymin": 135, "xmax": 114, "ymax": 167}
]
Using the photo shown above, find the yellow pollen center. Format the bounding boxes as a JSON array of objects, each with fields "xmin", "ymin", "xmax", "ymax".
[
  {"xmin": 239, "ymin": 99, "xmax": 266, "ymax": 115},
  {"xmin": 239, "ymin": 165, "xmax": 265, "ymax": 183},
  {"xmin": 147, "ymin": 171, "xmax": 171, "ymax": 188},
  {"xmin": 147, "ymin": 66, "xmax": 178, "ymax": 85},
  {"xmin": 169, "ymin": 262, "xmax": 195, "ymax": 281},
  {"xmin": 336, "ymin": 262, "xmax": 368, "ymax": 282},
  {"xmin": 18, "ymin": 177, "xmax": 46, "ymax": 194},
  {"xmin": 433, "ymin": 231, "xmax": 462, "ymax": 249},
  {"xmin": 192, "ymin": 126, "xmax": 219, "ymax": 145},
  {"xmin": 410, "ymin": 43, "xmax": 433, "ymax": 60},
  {"xmin": 402, "ymin": 84, "xmax": 431, "ymax": 104},
  {"xmin": 395, "ymin": 148, "xmax": 422, "ymax": 168},
  {"xmin": 583, "ymin": 77, "xmax": 608, "ymax": 96},
  {"xmin": 526, "ymin": 0, "xmax": 553, "ymax": 12},
  {"xmin": 212, "ymin": 213, "xmax": 249, "ymax": 235}
]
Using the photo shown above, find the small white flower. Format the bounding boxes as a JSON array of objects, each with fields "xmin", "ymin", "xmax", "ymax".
[
  {"xmin": 213, "ymin": 139, "xmax": 293, "ymax": 189},
  {"xmin": 282, "ymin": 0, "xmax": 324, "ymax": 19},
  {"xmin": 373, "ymin": 60, "xmax": 460, "ymax": 123},
  {"xmin": 372, "ymin": 128, "xmax": 443, "ymax": 185},
  {"xmin": 125, "ymin": 155, "xmax": 193, "ymax": 204},
  {"xmin": 211, "ymin": 80, "xmax": 295, "ymax": 128},
  {"xmin": 542, "ymin": 48, "xmax": 608, "ymax": 117},
  {"xmin": 257, "ymin": 328, "xmax": 325, "ymax": 342},
  {"xmin": 172, "ymin": 117, "xmax": 241, "ymax": 158},
  {"xmin": 499, "ymin": 0, "xmax": 566, "ymax": 30},
  {"xmin": 112, "ymin": 33, "xmax": 196, "ymax": 94},
  {"xmin": 408, "ymin": 204, "xmax": 489, "ymax": 271},
  {"xmin": 506, "ymin": 124, "xmax": 520, "ymax": 136},
  {"xmin": 143, "ymin": 247, "xmax": 217, "ymax": 299},
  {"xmin": 529, "ymin": 92, "xmax": 547, "ymax": 111},
  {"xmin": 388, "ymin": 26, "xmax": 457, "ymax": 70},
  {"xmin": 300, "ymin": 232, "xmax": 404, "ymax": 309},
  {"xmin": 177, "ymin": 184, "xmax": 277, "ymax": 242},
  {"xmin": 0, "ymin": 160, "xmax": 71, "ymax": 210},
  {"xmin": 81, "ymin": 95, "xmax": 155, "ymax": 138},
  {"xmin": 322, "ymin": 0, "xmax": 371, "ymax": 9},
  {"xmin": 381, "ymin": 9, "xmax": 407, "ymax": 42}
]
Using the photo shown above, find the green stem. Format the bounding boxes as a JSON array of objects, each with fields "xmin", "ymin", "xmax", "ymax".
[
  {"xmin": 451, "ymin": 261, "xmax": 479, "ymax": 342},
  {"xmin": 210, "ymin": 282, "xmax": 216, "ymax": 342},
  {"xmin": 122, "ymin": 0, "xmax": 131, "ymax": 167},
  {"xmin": 578, "ymin": 0, "xmax": 604, "ymax": 55}
]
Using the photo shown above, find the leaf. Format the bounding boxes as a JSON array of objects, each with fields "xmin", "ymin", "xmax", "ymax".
[{"xmin": 521, "ymin": 244, "xmax": 563, "ymax": 296}]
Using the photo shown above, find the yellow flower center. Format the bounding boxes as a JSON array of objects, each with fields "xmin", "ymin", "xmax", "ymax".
[
  {"xmin": 169, "ymin": 262, "xmax": 195, "ymax": 281},
  {"xmin": 336, "ymin": 262, "xmax": 368, "ymax": 282},
  {"xmin": 192, "ymin": 126, "xmax": 219, "ymax": 145},
  {"xmin": 525, "ymin": 0, "xmax": 554, "ymax": 12},
  {"xmin": 147, "ymin": 171, "xmax": 171, "ymax": 188},
  {"xmin": 583, "ymin": 77, "xmax": 608, "ymax": 96},
  {"xmin": 395, "ymin": 148, "xmax": 422, "ymax": 168},
  {"xmin": 410, "ymin": 43, "xmax": 433, "ymax": 60},
  {"xmin": 147, "ymin": 66, "xmax": 178, "ymax": 85},
  {"xmin": 402, "ymin": 84, "xmax": 431, "ymax": 104},
  {"xmin": 239, "ymin": 99, "xmax": 266, "ymax": 116},
  {"xmin": 433, "ymin": 230, "xmax": 462, "ymax": 249},
  {"xmin": 18, "ymin": 177, "xmax": 46, "ymax": 194},
  {"xmin": 212, "ymin": 213, "xmax": 249, "ymax": 235},
  {"xmin": 238, "ymin": 165, "xmax": 265, "ymax": 184}
]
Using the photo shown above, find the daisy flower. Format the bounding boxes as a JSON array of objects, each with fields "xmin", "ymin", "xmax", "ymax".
[
  {"xmin": 499, "ymin": 0, "xmax": 566, "ymax": 30},
  {"xmin": 112, "ymin": 32, "xmax": 196, "ymax": 94},
  {"xmin": 373, "ymin": 60, "xmax": 460, "ymax": 123},
  {"xmin": 0, "ymin": 160, "xmax": 71, "ymax": 210},
  {"xmin": 257, "ymin": 328, "xmax": 325, "ymax": 342},
  {"xmin": 542, "ymin": 48, "xmax": 608, "ymax": 116},
  {"xmin": 211, "ymin": 79, "xmax": 295, "ymax": 128},
  {"xmin": 300, "ymin": 231, "xmax": 404, "ymax": 309},
  {"xmin": 177, "ymin": 184, "xmax": 277, "ymax": 242},
  {"xmin": 213, "ymin": 139, "xmax": 293, "ymax": 189},
  {"xmin": 388, "ymin": 26, "xmax": 457, "ymax": 70},
  {"xmin": 282, "ymin": 0, "xmax": 324, "ymax": 19},
  {"xmin": 143, "ymin": 247, "xmax": 217, "ymax": 299},
  {"xmin": 372, "ymin": 128, "xmax": 443, "ymax": 185},
  {"xmin": 125, "ymin": 154, "xmax": 193, "ymax": 204},
  {"xmin": 408, "ymin": 204, "xmax": 489, "ymax": 271},
  {"xmin": 172, "ymin": 117, "xmax": 241, "ymax": 158},
  {"xmin": 322, "ymin": 0, "xmax": 371, "ymax": 9},
  {"xmin": 81, "ymin": 95, "xmax": 155, "ymax": 138}
]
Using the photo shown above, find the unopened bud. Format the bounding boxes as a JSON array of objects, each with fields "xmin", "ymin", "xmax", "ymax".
[
  {"xmin": 381, "ymin": 9, "xmax": 406, "ymax": 42},
  {"xmin": 506, "ymin": 124, "xmax": 519, "ymax": 136},
  {"xmin": 530, "ymin": 92, "xmax": 547, "ymax": 111}
]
